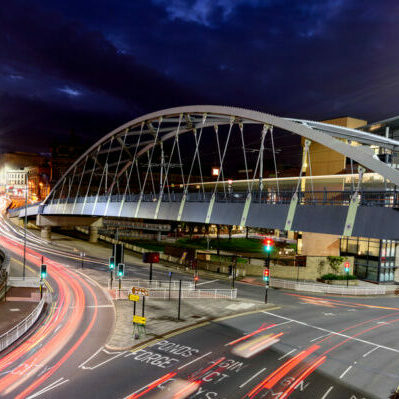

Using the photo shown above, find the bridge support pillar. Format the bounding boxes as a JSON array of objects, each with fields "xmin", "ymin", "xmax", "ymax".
[
  {"xmin": 41, "ymin": 226, "xmax": 51, "ymax": 241},
  {"xmin": 89, "ymin": 226, "xmax": 99, "ymax": 243}
]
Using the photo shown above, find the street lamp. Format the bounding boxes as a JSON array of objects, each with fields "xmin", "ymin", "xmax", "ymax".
[{"xmin": 22, "ymin": 170, "xmax": 29, "ymax": 280}]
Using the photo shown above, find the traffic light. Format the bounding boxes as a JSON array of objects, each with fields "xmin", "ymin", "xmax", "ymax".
[
  {"xmin": 40, "ymin": 264, "xmax": 47, "ymax": 279},
  {"xmin": 263, "ymin": 268, "xmax": 270, "ymax": 282},
  {"xmin": 109, "ymin": 256, "xmax": 115, "ymax": 270},
  {"xmin": 263, "ymin": 237, "xmax": 274, "ymax": 253},
  {"xmin": 117, "ymin": 263, "xmax": 125, "ymax": 277},
  {"xmin": 194, "ymin": 275, "xmax": 199, "ymax": 282},
  {"xmin": 344, "ymin": 261, "xmax": 350, "ymax": 273}
]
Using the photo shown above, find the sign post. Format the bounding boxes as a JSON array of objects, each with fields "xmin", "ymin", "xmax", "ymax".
[
  {"xmin": 142, "ymin": 252, "xmax": 160, "ymax": 283},
  {"xmin": 130, "ymin": 287, "xmax": 148, "ymax": 339}
]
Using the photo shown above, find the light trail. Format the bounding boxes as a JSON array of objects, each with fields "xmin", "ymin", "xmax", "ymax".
[
  {"xmin": 0, "ymin": 233, "xmax": 100, "ymax": 398},
  {"xmin": 226, "ymin": 324, "xmax": 277, "ymax": 346}
]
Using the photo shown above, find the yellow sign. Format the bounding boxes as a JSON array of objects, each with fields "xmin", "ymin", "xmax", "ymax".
[
  {"xmin": 129, "ymin": 294, "xmax": 140, "ymax": 302},
  {"xmin": 132, "ymin": 287, "xmax": 149, "ymax": 296},
  {"xmin": 133, "ymin": 315, "xmax": 147, "ymax": 325}
]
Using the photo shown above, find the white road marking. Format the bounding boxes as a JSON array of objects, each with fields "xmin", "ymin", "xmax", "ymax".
[
  {"xmin": 274, "ymin": 321, "xmax": 292, "ymax": 327},
  {"xmin": 310, "ymin": 333, "xmax": 331, "ymax": 342},
  {"xmin": 263, "ymin": 311, "xmax": 399, "ymax": 353},
  {"xmin": 321, "ymin": 385, "xmax": 334, "ymax": 399},
  {"xmin": 323, "ymin": 313, "xmax": 335, "ymax": 316},
  {"xmin": 78, "ymin": 346, "xmax": 104, "ymax": 369},
  {"xmin": 339, "ymin": 365, "xmax": 353, "ymax": 379},
  {"xmin": 81, "ymin": 350, "xmax": 126, "ymax": 370},
  {"xmin": 196, "ymin": 279, "xmax": 219, "ymax": 286},
  {"xmin": 26, "ymin": 377, "xmax": 69, "ymax": 398},
  {"xmin": 87, "ymin": 304, "xmax": 113, "ymax": 308},
  {"xmin": 239, "ymin": 367, "xmax": 267, "ymax": 388},
  {"xmin": 278, "ymin": 349, "xmax": 297, "ymax": 360},
  {"xmin": 178, "ymin": 351, "xmax": 213, "ymax": 370},
  {"xmin": 362, "ymin": 347, "xmax": 379, "ymax": 358}
]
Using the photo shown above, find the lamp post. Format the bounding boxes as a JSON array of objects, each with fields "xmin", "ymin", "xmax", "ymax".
[{"xmin": 22, "ymin": 170, "xmax": 29, "ymax": 280}]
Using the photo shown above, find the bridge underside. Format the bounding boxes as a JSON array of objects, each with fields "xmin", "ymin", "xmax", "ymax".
[{"xmin": 35, "ymin": 201, "xmax": 399, "ymax": 240}]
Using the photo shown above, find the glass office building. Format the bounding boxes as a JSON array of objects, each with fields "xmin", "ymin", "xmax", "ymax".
[{"xmin": 340, "ymin": 237, "xmax": 398, "ymax": 283}]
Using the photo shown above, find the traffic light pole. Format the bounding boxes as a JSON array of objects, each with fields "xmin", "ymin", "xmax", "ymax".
[
  {"xmin": 265, "ymin": 252, "xmax": 270, "ymax": 304},
  {"xmin": 149, "ymin": 262, "xmax": 153, "ymax": 283},
  {"xmin": 168, "ymin": 272, "xmax": 172, "ymax": 301}
]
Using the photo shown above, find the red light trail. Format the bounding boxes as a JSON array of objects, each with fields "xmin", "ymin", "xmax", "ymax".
[{"xmin": 0, "ymin": 235, "xmax": 100, "ymax": 398}]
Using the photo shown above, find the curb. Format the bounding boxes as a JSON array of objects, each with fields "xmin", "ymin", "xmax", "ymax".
[{"xmin": 104, "ymin": 305, "xmax": 280, "ymax": 352}]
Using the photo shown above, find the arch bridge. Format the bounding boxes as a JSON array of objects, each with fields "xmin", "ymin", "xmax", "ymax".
[{"xmin": 16, "ymin": 106, "xmax": 399, "ymax": 240}]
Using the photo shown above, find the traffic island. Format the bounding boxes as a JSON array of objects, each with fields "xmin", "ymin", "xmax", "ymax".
[{"xmin": 106, "ymin": 297, "xmax": 275, "ymax": 351}]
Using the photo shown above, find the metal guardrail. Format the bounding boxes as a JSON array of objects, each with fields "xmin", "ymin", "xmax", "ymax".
[
  {"xmin": 120, "ymin": 279, "xmax": 194, "ymax": 290},
  {"xmin": 0, "ymin": 294, "xmax": 46, "ymax": 352},
  {"xmin": 270, "ymin": 278, "xmax": 387, "ymax": 295},
  {"xmin": 111, "ymin": 287, "xmax": 237, "ymax": 300}
]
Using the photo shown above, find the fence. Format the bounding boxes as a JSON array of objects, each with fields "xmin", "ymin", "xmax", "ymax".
[
  {"xmin": 270, "ymin": 278, "xmax": 387, "ymax": 296},
  {"xmin": 110, "ymin": 287, "xmax": 237, "ymax": 300},
  {"xmin": 119, "ymin": 279, "xmax": 194, "ymax": 290},
  {"xmin": 0, "ymin": 246, "xmax": 9, "ymax": 301},
  {"xmin": 0, "ymin": 294, "xmax": 46, "ymax": 352}
]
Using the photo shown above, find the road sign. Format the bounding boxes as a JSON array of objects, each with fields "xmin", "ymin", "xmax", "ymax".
[
  {"xmin": 129, "ymin": 294, "xmax": 140, "ymax": 302},
  {"xmin": 133, "ymin": 315, "xmax": 146, "ymax": 325},
  {"xmin": 142, "ymin": 252, "xmax": 160, "ymax": 263},
  {"xmin": 132, "ymin": 286, "xmax": 149, "ymax": 296}
]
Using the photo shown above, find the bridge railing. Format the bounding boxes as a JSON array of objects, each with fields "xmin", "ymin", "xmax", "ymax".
[{"xmin": 39, "ymin": 189, "xmax": 399, "ymax": 209}]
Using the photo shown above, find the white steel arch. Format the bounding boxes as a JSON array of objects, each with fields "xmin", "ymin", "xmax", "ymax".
[{"xmin": 44, "ymin": 105, "xmax": 399, "ymax": 205}]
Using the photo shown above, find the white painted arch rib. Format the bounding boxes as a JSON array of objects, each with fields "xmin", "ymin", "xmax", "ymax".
[{"xmin": 43, "ymin": 105, "xmax": 399, "ymax": 204}]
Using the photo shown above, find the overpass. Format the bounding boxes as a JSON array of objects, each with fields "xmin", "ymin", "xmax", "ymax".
[{"xmin": 9, "ymin": 105, "xmax": 399, "ymax": 240}]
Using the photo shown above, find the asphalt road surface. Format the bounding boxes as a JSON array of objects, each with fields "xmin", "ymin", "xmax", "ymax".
[{"xmin": 1, "ymin": 216, "xmax": 399, "ymax": 398}]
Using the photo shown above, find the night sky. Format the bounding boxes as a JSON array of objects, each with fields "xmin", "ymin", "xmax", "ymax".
[{"xmin": 1, "ymin": 0, "xmax": 398, "ymax": 153}]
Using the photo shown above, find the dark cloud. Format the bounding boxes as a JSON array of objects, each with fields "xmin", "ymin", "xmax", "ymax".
[{"xmin": 1, "ymin": 0, "xmax": 398, "ymax": 152}]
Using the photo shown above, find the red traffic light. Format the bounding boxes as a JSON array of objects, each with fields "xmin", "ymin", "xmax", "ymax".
[
  {"xmin": 194, "ymin": 275, "xmax": 199, "ymax": 282},
  {"xmin": 264, "ymin": 237, "xmax": 274, "ymax": 246},
  {"xmin": 263, "ymin": 268, "xmax": 270, "ymax": 281},
  {"xmin": 344, "ymin": 261, "xmax": 350, "ymax": 272},
  {"xmin": 263, "ymin": 237, "xmax": 274, "ymax": 252}
]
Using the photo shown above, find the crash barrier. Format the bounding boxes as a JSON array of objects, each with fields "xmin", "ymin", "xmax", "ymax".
[
  {"xmin": 0, "ymin": 294, "xmax": 47, "ymax": 352},
  {"xmin": 270, "ymin": 278, "xmax": 388, "ymax": 296}
]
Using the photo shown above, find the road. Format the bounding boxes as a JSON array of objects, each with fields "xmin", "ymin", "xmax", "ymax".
[{"xmin": 1, "ymin": 215, "xmax": 399, "ymax": 398}]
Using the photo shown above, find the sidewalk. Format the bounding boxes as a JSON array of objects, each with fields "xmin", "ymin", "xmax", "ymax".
[{"xmin": 0, "ymin": 287, "xmax": 40, "ymax": 337}]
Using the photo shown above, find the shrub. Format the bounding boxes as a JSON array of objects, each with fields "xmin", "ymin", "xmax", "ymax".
[
  {"xmin": 321, "ymin": 273, "xmax": 357, "ymax": 281},
  {"xmin": 326, "ymin": 256, "xmax": 345, "ymax": 273}
]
